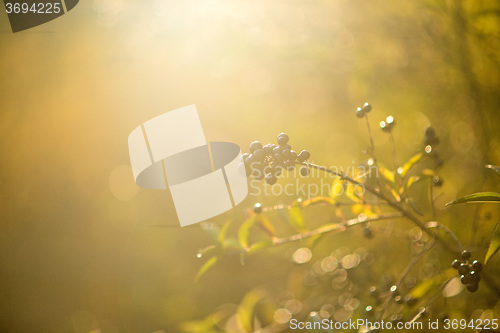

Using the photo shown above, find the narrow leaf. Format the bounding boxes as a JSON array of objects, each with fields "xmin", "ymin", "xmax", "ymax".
[
  {"xmin": 485, "ymin": 220, "xmax": 500, "ymax": 264},
  {"xmin": 237, "ymin": 289, "xmax": 266, "ymax": 333},
  {"xmin": 195, "ymin": 256, "xmax": 218, "ymax": 282},
  {"xmin": 379, "ymin": 166, "xmax": 395, "ymax": 184},
  {"xmin": 289, "ymin": 206, "xmax": 307, "ymax": 232},
  {"xmin": 302, "ymin": 196, "xmax": 335, "ymax": 207},
  {"xmin": 400, "ymin": 153, "xmax": 423, "ymax": 177},
  {"xmin": 218, "ymin": 220, "xmax": 233, "ymax": 245},
  {"xmin": 238, "ymin": 216, "xmax": 257, "ymax": 251},
  {"xmin": 445, "ymin": 192, "xmax": 500, "ymax": 206},
  {"xmin": 257, "ymin": 215, "xmax": 277, "ymax": 238}
]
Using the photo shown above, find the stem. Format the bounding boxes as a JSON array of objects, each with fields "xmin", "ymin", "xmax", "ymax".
[
  {"xmin": 377, "ymin": 240, "xmax": 435, "ymax": 321},
  {"xmin": 364, "ymin": 115, "xmax": 376, "ymax": 157},
  {"xmin": 296, "ymin": 161, "xmax": 455, "ymax": 253},
  {"xmin": 389, "ymin": 132, "xmax": 400, "ymax": 170},
  {"xmin": 271, "ymin": 212, "xmax": 403, "ymax": 246}
]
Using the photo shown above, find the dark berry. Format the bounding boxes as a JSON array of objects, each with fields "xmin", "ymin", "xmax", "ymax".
[
  {"xmin": 289, "ymin": 150, "xmax": 297, "ymax": 161},
  {"xmin": 263, "ymin": 144, "xmax": 274, "ymax": 156},
  {"xmin": 281, "ymin": 144, "xmax": 292, "ymax": 151},
  {"xmin": 461, "ymin": 274, "xmax": 472, "ymax": 285},
  {"xmin": 285, "ymin": 161, "xmax": 295, "ymax": 171},
  {"xmin": 470, "ymin": 270, "xmax": 481, "ymax": 282},
  {"xmin": 356, "ymin": 107, "xmax": 365, "ymax": 118},
  {"xmin": 362, "ymin": 102, "xmax": 372, "ymax": 113},
  {"xmin": 265, "ymin": 173, "xmax": 277, "ymax": 185},
  {"xmin": 273, "ymin": 153, "xmax": 284, "ymax": 164},
  {"xmin": 433, "ymin": 176, "xmax": 443, "ymax": 186},
  {"xmin": 458, "ymin": 263, "xmax": 470, "ymax": 275},
  {"xmin": 300, "ymin": 167, "xmax": 310, "ymax": 177},
  {"xmin": 461, "ymin": 250, "xmax": 471, "ymax": 260},
  {"xmin": 425, "ymin": 127, "xmax": 436, "ymax": 138},
  {"xmin": 277, "ymin": 133, "xmax": 289, "ymax": 146},
  {"xmin": 466, "ymin": 282, "xmax": 479, "ymax": 293},
  {"xmin": 297, "ymin": 150, "xmax": 311, "ymax": 162},
  {"xmin": 273, "ymin": 146, "xmax": 281, "ymax": 155},
  {"xmin": 380, "ymin": 116, "xmax": 395, "ymax": 133},
  {"xmin": 249, "ymin": 141, "xmax": 263, "ymax": 153},
  {"xmin": 472, "ymin": 260, "xmax": 482, "ymax": 272},
  {"xmin": 282, "ymin": 149, "xmax": 291, "ymax": 157},
  {"xmin": 253, "ymin": 148, "xmax": 265, "ymax": 161},
  {"xmin": 253, "ymin": 203, "xmax": 262, "ymax": 214},
  {"xmin": 451, "ymin": 259, "xmax": 461, "ymax": 269}
]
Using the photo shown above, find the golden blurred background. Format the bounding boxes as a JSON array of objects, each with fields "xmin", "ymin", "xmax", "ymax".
[{"xmin": 0, "ymin": 0, "xmax": 499, "ymax": 332}]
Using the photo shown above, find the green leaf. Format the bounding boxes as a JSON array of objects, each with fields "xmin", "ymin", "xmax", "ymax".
[
  {"xmin": 289, "ymin": 206, "xmax": 307, "ymax": 232},
  {"xmin": 400, "ymin": 153, "xmax": 423, "ymax": 178},
  {"xmin": 486, "ymin": 164, "xmax": 500, "ymax": 177},
  {"xmin": 257, "ymin": 215, "xmax": 277, "ymax": 239},
  {"xmin": 247, "ymin": 240, "xmax": 274, "ymax": 254},
  {"xmin": 238, "ymin": 215, "xmax": 257, "ymax": 251},
  {"xmin": 379, "ymin": 166, "xmax": 395, "ymax": 184},
  {"xmin": 237, "ymin": 289, "xmax": 266, "ymax": 333},
  {"xmin": 218, "ymin": 220, "xmax": 233, "ymax": 245},
  {"xmin": 195, "ymin": 256, "xmax": 218, "ymax": 282},
  {"xmin": 485, "ymin": 220, "xmax": 500, "ymax": 264},
  {"xmin": 445, "ymin": 192, "xmax": 500, "ymax": 206}
]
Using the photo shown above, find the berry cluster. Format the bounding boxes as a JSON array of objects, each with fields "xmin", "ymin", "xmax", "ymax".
[
  {"xmin": 242, "ymin": 133, "xmax": 311, "ymax": 185},
  {"xmin": 451, "ymin": 250, "xmax": 482, "ymax": 293},
  {"xmin": 356, "ymin": 103, "xmax": 372, "ymax": 118}
]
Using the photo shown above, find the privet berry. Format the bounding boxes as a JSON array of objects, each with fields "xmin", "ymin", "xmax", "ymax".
[
  {"xmin": 253, "ymin": 203, "xmax": 262, "ymax": 214},
  {"xmin": 451, "ymin": 259, "xmax": 461, "ymax": 269},
  {"xmin": 277, "ymin": 133, "xmax": 289, "ymax": 146},
  {"xmin": 380, "ymin": 116, "xmax": 395, "ymax": 133},
  {"xmin": 356, "ymin": 107, "xmax": 365, "ymax": 118},
  {"xmin": 362, "ymin": 102, "xmax": 372, "ymax": 113},
  {"xmin": 461, "ymin": 250, "xmax": 471, "ymax": 260},
  {"xmin": 249, "ymin": 141, "xmax": 263, "ymax": 153},
  {"xmin": 265, "ymin": 173, "xmax": 277, "ymax": 185},
  {"xmin": 472, "ymin": 260, "xmax": 482, "ymax": 272},
  {"xmin": 245, "ymin": 133, "xmax": 311, "ymax": 186},
  {"xmin": 297, "ymin": 150, "xmax": 311, "ymax": 162},
  {"xmin": 433, "ymin": 176, "xmax": 443, "ymax": 187},
  {"xmin": 300, "ymin": 167, "xmax": 310, "ymax": 177}
]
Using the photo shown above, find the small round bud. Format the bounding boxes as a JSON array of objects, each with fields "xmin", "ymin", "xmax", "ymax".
[
  {"xmin": 300, "ymin": 167, "xmax": 310, "ymax": 177},
  {"xmin": 461, "ymin": 250, "xmax": 471, "ymax": 260},
  {"xmin": 433, "ymin": 176, "xmax": 443, "ymax": 187},
  {"xmin": 362, "ymin": 103, "xmax": 372, "ymax": 113},
  {"xmin": 356, "ymin": 107, "xmax": 365, "ymax": 118},
  {"xmin": 277, "ymin": 133, "xmax": 289, "ymax": 146},
  {"xmin": 253, "ymin": 203, "xmax": 262, "ymax": 214},
  {"xmin": 249, "ymin": 141, "xmax": 263, "ymax": 153}
]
